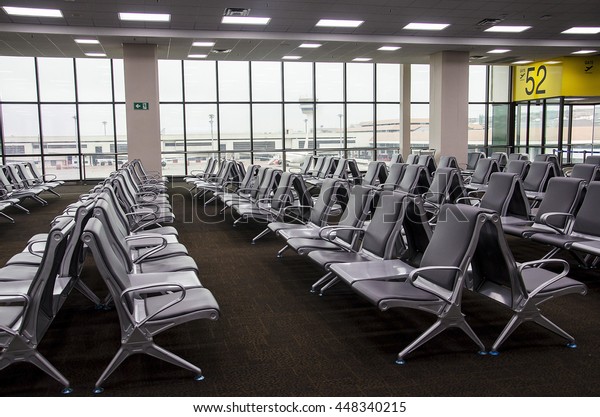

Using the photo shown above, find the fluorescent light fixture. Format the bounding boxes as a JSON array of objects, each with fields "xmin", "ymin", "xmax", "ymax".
[
  {"xmin": 192, "ymin": 41, "xmax": 215, "ymax": 47},
  {"xmin": 544, "ymin": 61, "xmax": 562, "ymax": 65},
  {"xmin": 562, "ymin": 27, "xmax": 600, "ymax": 34},
  {"xmin": 512, "ymin": 60, "xmax": 533, "ymax": 64},
  {"xmin": 118, "ymin": 12, "xmax": 170, "ymax": 22},
  {"xmin": 565, "ymin": 97, "xmax": 584, "ymax": 101},
  {"xmin": 572, "ymin": 49, "xmax": 598, "ymax": 54},
  {"xmin": 352, "ymin": 57, "xmax": 372, "ymax": 62},
  {"xmin": 316, "ymin": 19, "xmax": 363, "ymax": 28},
  {"xmin": 282, "ymin": 56, "xmax": 302, "ymax": 60},
  {"xmin": 188, "ymin": 54, "xmax": 208, "ymax": 59},
  {"xmin": 403, "ymin": 22, "xmax": 449, "ymax": 31},
  {"xmin": 85, "ymin": 53, "xmax": 106, "ymax": 57},
  {"xmin": 3, "ymin": 6, "xmax": 63, "ymax": 18},
  {"xmin": 299, "ymin": 43, "xmax": 322, "ymax": 48},
  {"xmin": 221, "ymin": 16, "xmax": 270, "ymax": 25},
  {"xmin": 75, "ymin": 39, "xmax": 100, "ymax": 45},
  {"xmin": 378, "ymin": 46, "xmax": 401, "ymax": 51},
  {"xmin": 487, "ymin": 49, "xmax": 511, "ymax": 54},
  {"xmin": 485, "ymin": 26, "xmax": 531, "ymax": 33}
]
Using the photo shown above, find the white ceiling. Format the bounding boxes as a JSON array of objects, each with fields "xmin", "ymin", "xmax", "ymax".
[{"xmin": 0, "ymin": 0, "xmax": 599, "ymax": 63}]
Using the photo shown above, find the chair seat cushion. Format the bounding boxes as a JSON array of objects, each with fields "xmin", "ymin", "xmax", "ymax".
[
  {"xmin": 307, "ymin": 250, "xmax": 369, "ymax": 268},
  {"xmin": 144, "ymin": 287, "xmax": 219, "ymax": 321},
  {"xmin": 137, "ymin": 256, "xmax": 199, "ymax": 274},
  {"xmin": 521, "ymin": 267, "xmax": 587, "ymax": 296},
  {"xmin": 352, "ymin": 279, "xmax": 439, "ymax": 306}
]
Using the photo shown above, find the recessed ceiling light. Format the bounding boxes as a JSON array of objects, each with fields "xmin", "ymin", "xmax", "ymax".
[
  {"xmin": 118, "ymin": 12, "xmax": 170, "ymax": 22},
  {"xmin": 485, "ymin": 26, "xmax": 532, "ymax": 33},
  {"xmin": 378, "ymin": 46, "xmax": 401, "ymax": 51},
  {"xmin": 282, "ymin": 56, "xmax": 302, "ymax": 60},
  {"xmin": 352, "ymin": 57, "xmax": 372, "ymax": 62},
  {"xmin": 562, "ymin": 27, "xmax": 600, "ymax": 34},
  {"xmin": 487, "ymin": 49, "xmax": 511, "ymax": 54},
  {"xmin": 572, "ymin": 49, "xmax": 598, "ymax": 54},
  {"xmin": 3, "ymin": 6, "xmax": 63, "ymax": 18},
  {"xmin": 192, "ymin": 41, "xmax": 215, "ymax": 47},
  {"xmin": 316, "ymin": 19, "xmax": 363, "ymax": 28},
  {"xmin": 299, "ymin": 43, "xmax": 322, "ymax": 48},
  {"xmin": 221, "ymin": 16, "xmax": 270, "ymax": 25},
  {"xmin": 188, "ymin": 54, "xmax": 208, "ymax": 59},
  {"xmin": 512, "ymin": 60, "xmax": 533, "ymax": 64},
  {"xmin": 85, "ymin": 53, "xmax": 106, "ymax": 57},
  {"xmin": 75, "ymin": 39, "xmax": 100, "ymax": 45},
  {"xmin": 403, "ymin": 22, "xmax": 449, "ymax": 31}
]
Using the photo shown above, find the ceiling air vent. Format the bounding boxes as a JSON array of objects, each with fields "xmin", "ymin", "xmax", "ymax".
[
  {"xmin": 476, "ymin": 18, "xmax": 504, "ymax": 26},
  {"xmin": 223, "ymin": 8, "xmax": 251, "ymax": 17}
]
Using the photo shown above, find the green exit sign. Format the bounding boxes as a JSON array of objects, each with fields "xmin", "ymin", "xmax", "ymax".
[{"xmin": 133, "ymin": 102, "xmax": 149, "ymax": 110}]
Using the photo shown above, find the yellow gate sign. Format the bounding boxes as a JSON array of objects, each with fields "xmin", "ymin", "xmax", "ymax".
[{"xmin": 513, "ymin": 57, "xmax": 600, "ymax": 101}]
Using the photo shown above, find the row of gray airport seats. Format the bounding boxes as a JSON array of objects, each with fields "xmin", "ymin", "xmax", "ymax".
[
  {"xmin": 0, "ymin": 162, "xmax": 64, "ymax": 223},
  {"xmin": 0, "ymin": 159, "xmax": 220, "ymax": 394}
]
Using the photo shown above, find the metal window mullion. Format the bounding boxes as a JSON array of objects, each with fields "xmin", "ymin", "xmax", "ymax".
[
  {"xmin": 181, "ymin": 60, "xmax": 188, "ymax": 175},
  {"xmin": 215, "ymin": 61, "xmax": 221, "ymax": 161},
  {"xmin": 312, "ymin": 62, "xmax": 317, "ymax": 154},
  {"xmin": 558, "ymin": 96, "xmax": 565, "ymax": 164},
  {"xmin": 110, "ymin": 59, "xmax": 118, "ymax": 168},
  {"xmin": 34, "ymin": 57, "xmax": 46, "ymax": 174},
  {"xmin": 280, "ymin": 61, "xmax": 287, "ymax": 170},
  {"xmin": 372, "ymin": 63, "xmax": 377, "ymax": 160},
  {"xmin": 249, "ymin": 62, "xmax": 254, "ymax": 164},
  {"xmin": 73, "ymin": 59, "xmax": 83, "ymax": 180},
  {"xmin": 342, "ymin": 62, "xmax": 347, "ymax": 158}
]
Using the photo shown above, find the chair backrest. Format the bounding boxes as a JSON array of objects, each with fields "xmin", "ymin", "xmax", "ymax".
[
  {"xmin": 362, "ymin": 161, "xmax": 387, "ymax": 186},
  {"xmin": 5, "ymin": 164, "xmax": 27, "ymax": 189},
  {"xmin": 58, "ymin": 198, "xmax": 97, "ymax": 280},
  {"xmin": 504, "ymin": 159, "xmax": 530, "ymax": 180},
  {"xmin": 401, "ymin": 195, "xmax": 433, "ymax": 266},
  {"xmin": 438, "ymin": 156, "xmax": 459, "ymax": 169},
  {"xmin": 0, "ymin": 166, "xmax": 16, "ymax": 193},
  {"xmin": 296, "ymin": 155, "xmax": 314, "ymax": 175},
  {"xmin": 333, "ymin": 185, "xmax": 376, "ymax": 244},
  {"xmin": 308, "ymin": 178, "xmax": 342, "ymax": 226},
  {"xmin": 470, "ymin": 158, "xmax": 500, "ymax": 185},
  {"xmin": 424, "ymin": 167, "xmax": 465, "ymax": 205},
  {"xmin": 381, "ymin": 163, "xmax": 407, "ymax": 190},
  {"xmin": 490, "ymin": 152, "xmax": 508, "ymax": 169},
  {"xmin": 238, "ymin": 164, "xmax": 259, "ymax": 190},
  {"xmin": 418, "ymin": 204, "xmax": 490, "ymax": 292},
  {"xmin": 534, "ymin": 154, "xmax": 562, "ymax": 177},
  {"xmin": 359, "ymin": 191, "xmax": 408, "ymax": 259},
  {"xmin": 572, "ymin": 181, "xmax": 600, "ymax": 236},
  {"xmin": 417, "ymin": 155, "xmax": 436, "ymax": 178},
  {"xmin": 406, "ymin": 154, "xmax": 419, "ymax": 164},
  {"xmin": 396, "ymin": 164, "xmax": 431, "ymax": 195},
  {"xmin": 330, "ymin": 158, "xmax": 348, "ymax": 179},
  {"xmin": 24, "ymin": 162, "xmax": 45, "ymax": 184},
  {"xmin": 390, "ymin": 153, "xmax": 404, "ymax": 164},
  {"xmin": 508, "ymin": 153, "xmax": 529, "ymax": 161},
  {"xmin": 480, "ymin": 172, "xmax": 530, "ymax": 219},
  {"xmin": 316, "ymin": 157, "xmax": 335, "ymax": 179},
  {"xmin": 570, "ymin": 163, "xmax": 600, "ymax": 183},
  {"xmin": 21, "ymin": 217, "xmax": 75, "ymax": 346},
  {"xmin": 533, "ymin": 177, "xmax": 586, "ymax": 228},
  {"xmin": 269, "ymin": 171, "xmax": 297, "ymax": 212},
  {"xmin": 307, "ymin": 156, "xmax": 326, "ymax": 177},
  {"xmin": 584, "ymin": 155, "xmax": 600, "ymax": 165},
  {"xmin": 346, "ymin": 159, "xmax": 362, "ymax": 184},
  {"xmin": 522, "ymin": 161, "xmax": 555, "ymax": 192},
  {"xmin": 466, "ymin": 152, "xmax": 485, "ymax": 170}
]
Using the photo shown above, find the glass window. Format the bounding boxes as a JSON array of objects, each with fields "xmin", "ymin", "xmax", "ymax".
[
  {"xmin": 316, "ymin": 104, "xmax": 344, "ymax": 149},
  {"xmin": 347, "ymin": 149, "xmax": 373, "ymax": 170},
  {"xmin": 76, "ymin": 58, "xmax": 112, "ymax": 102},
  {"xmin": 184, "ymin": 61, "xmax": 216, "ymax": 102},
  {"xmin": 284, "ymin": 62, "xmax": 313, "ymax": 102},
  {"xmin": 218, "ymin": 61, "xmax": 249, "ymax": 102},
  {"xmin": 161, "ymin": 153, "xmax": 186, "ymax": 176},
  {"xmin": 346, "ymin": 104, "xmax": 373, "ymax": 148},
  {"xmin": 113, "ymin": 59, "xmax": 126, "ymax": 102},
  {"xmin": 411, "ymin": 64, "xmax": 429, "ymax": 103},
  {"xmin": 571, "ymin": 105, "xmax": 594, "ymax": 146},
  {"xmin": 159, "ymin": 104, "xmax": 184, "ymax": 152},
  {"xmin": 43, "ymin": 155, "xmax": 80, "ymax": 180},
  {"xmin": 37, "ymin": 58, "xmax": 76, "ymax": 102},
  {"xmin": 185, "ymin": 104, "xmax": 218, "ymax": 152},
  {"xmin": 251, "ymin": 62, "xmax": 282, "ymax": 102},
  {"xmin": 489, "ymin": 104, "xmax": 510, "ymax": 149},
  {"xmin": 377, "ymin": 64, "xmax": 400, "ymax": 102},
  {"xmin": 347, "ymin": 63, "xmax": 373, "ymax": 102},
  {"xmin": 468, "ymin": 104, "xmax": 486, "ymax": 147},
  {"xmin": 545, "ymin": 101, "xmax": 561, "ymax": 148},
  {"xmin": 316, "ymin": 63, "xmax": 343, "ymax": 102},
  {"xmin": 285, "ymin": 151, "xmax": 313, "ymax": 171},
  {"xmin": 158, "ymin": 60, "xmax": 183, "ymax": 102},
  {"xmin": 1, "ymin": 104, "xmax": 40, "ymax": 154},
  {"xmin": 410, "ymin": 103, "xmax": 429, "ymax": 147},
  {"xmin": 489, "ymin": 65, "xmax": 510, "ymax": 102},
  {"xmin": 253, "ymin": 104, "xmax": 283, "ymax": 150},
  {"xmin": 40, "ymin": 104, "xmax": 78, "ymax": 154},
  {"xmin": 285, "ymin": 103, "xmax": 314, "ymax": 150},
  {"xmin": 78, "ymin": 104, "xmax": 114, "ymax": 154},
  {"xmin": 115, "ymin": 104, "xmax": 127, "ymax": 153},
  {"xmin": 0, "ymin": 57, "xmax": 37, "ymax": 101},
  {"xmin": 469, "ymin": 65, "xmax": 487, "ymax": 102},
  {"xmin": 529, "ymin": 103, "xmax": 543, "ymax": 149},
  {"xmin": 515, "ymin": 103, "xmax": 528, "ymax": 147},
  {"xmin": 376, "ymin": 104, "xmax": 401, "ymax": 150},
  {"xmin": 219, "ymin": 104, "xmax": 251, "ymax": 157}
]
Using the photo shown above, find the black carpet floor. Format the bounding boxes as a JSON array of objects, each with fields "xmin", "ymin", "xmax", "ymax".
[{"xmin": 1, "ymin": 182, "xmax": 599, "ymax": 397}]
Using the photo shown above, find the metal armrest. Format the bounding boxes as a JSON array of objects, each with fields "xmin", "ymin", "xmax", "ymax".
[
  {"xmin": 120, "ymin": 282, "xmax": 193, "ymax": 327},
  {"xmin": 538, "ymin": 212, "xmax": 575, "ymax": 235},
  {"xmin": 128, "ymin": 235, "xmax": 168, "ymax": 264},
  {"xmin": 131, "ymin": 203, "xmax": 160, "ymax": 213},
  {"xmin": 26, "ymin": 240, "xmax": 46, "ymax": 257},
  {"xmin": 42, "ymin": 173, "xmax": 58, "ymax": 181},
  {"xmin": 518, "ymin": 258, "xmax": 570, "ymax": 299},
  {"xmin": 318, "ymin": 226, "xmax": 364, "ymax": 242},
  {"xmin": 408, "ymin": 265, "xmax": 462, "ymax": 303},
  {"xmin": 455, "ymin": 196, "xmax": 481, "ymax": 206}
]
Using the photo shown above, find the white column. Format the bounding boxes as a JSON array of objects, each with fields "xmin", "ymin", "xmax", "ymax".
[
  {"xmin": 429, "ymin": 51, "xmax": 469, "ymax": 165},
  {"xmin": 123, "ymin": 44, "xmax": 162, "ymax": 174},
  {"xmin": 400, "ymin": 64, "xmax": 411, "ymax": 160}
]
